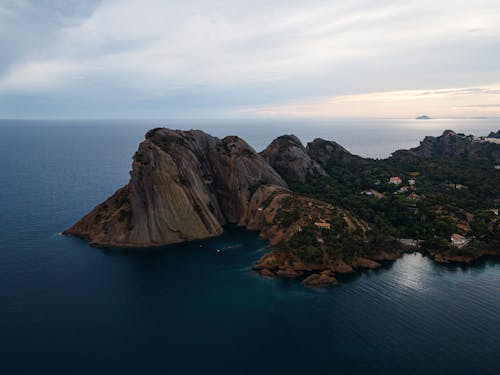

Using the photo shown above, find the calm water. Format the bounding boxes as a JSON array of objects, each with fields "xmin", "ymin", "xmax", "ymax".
[{"xmin": 0, "ymin": 119, "xmax": 499, "ymax": 374}]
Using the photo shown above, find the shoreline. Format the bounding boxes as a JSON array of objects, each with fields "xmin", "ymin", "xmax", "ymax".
[
  {"xmin": 253, "ymin": 244, "xmax": 500, "ymax": 287},
  {"xmin": 66, "ymin": 225, "xmax": 499, "ymax": 287}
]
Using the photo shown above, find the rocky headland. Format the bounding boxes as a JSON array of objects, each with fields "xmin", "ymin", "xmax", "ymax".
[
  {"xmin": 64, "ymin": 128, "xmax": 286, "ymax": 247},
  {"xmin": 392, "ymin": 129, "xmax": 500, "ymax": 162},
  {"xmin": 488, "ymin": 130, "xmax": 500, "ymax": 139},
  {"xmin": 65, "ymin": 128, "xmax": 500, "ymax": 286}
]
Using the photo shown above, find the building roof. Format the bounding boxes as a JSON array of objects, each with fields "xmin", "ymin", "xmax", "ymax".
[
  {"xmin": 389, "ymin": 177, "xmax": 402, "ymax": 184},
  {"xmin": 314, "ymin": 222, "xmax": 331, "ymax": 229},
  {"xmin": 451, "ymin": 233, "xmax": 466, "ymax": 242}
]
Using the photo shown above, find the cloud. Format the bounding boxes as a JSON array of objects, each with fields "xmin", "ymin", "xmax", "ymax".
[
  {"xmin": 233, "ymin": 85, "xmax": 500, "ymax": 118},
  {"xmin": 0, "ymin": 60, "xmax": 86, "ymax": 92},
  {"xmin": 1, "ymin": 0, "xmax": 500, "ymax": 117},
  {"xmin": 453, "ymin": 104, "xmax": 500, "ymax": 109},
  {"xmin": 0, "ymin": 1, "xmax": 101, "ymax": 71}
]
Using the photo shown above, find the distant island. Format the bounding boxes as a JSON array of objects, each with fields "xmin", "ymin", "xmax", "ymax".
[
  {"xmin": 64, "ymin": 128, "xmax": 500, "ymax": 287},
  {"xmin": 416, "ymin": 115, "xmax": 432, "ymax": 120}
]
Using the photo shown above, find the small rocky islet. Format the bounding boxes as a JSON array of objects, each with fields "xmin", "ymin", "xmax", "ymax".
[{"xmin": 64, "ymin": 127, "xmax": 500, "ymax": 287}]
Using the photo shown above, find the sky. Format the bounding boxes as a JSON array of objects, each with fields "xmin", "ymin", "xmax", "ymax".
[{"xmin": 1, "ymin": 0, "xmax": 500, "ymax": 119}]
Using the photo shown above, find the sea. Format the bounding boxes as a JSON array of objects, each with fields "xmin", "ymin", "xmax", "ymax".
[{"xmin": 0, "ymin": 118, "xmax": 499, "ymax": 374}]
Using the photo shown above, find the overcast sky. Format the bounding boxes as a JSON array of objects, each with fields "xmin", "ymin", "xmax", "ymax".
[{"xmin": 1, "ymin": 0, "xmax": 500, "ymax": 118}]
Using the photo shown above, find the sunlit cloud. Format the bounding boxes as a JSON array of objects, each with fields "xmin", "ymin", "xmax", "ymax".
[
  {"xmin": 234, "ymin": 86, "xmax": 500, "ymax": 118},
  {"xmin": 1, "ymin": 0, "xmax": 500, "ymax": 117}
]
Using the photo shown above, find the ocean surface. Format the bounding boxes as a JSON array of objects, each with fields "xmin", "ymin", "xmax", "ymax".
[{"xmin": 0, "ymin": 118, "xmax": 499, "ymax": 374}]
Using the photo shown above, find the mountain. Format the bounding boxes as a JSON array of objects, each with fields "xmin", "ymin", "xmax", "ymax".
[
  {"xmin": 65, "ymin": 127, "xmax": 500, "ymax": 286},
  {"xmin": 416, "ymin": 115, "xmax": 431, "ymax": 120},
  {"xmin": 488, "ymin": 130, "xmax": 500, "ymax": 139},
  {"xmin": 260, "ymin": 135, "xmax": 328, "ymax": 183},
  {"xmin": 64, "ymin": 128, "xmax": 286, "ymax": 247},
  {"xmin": 64, "ymin": 128, "xmax": 381, "ymax": 285},
  {"xmin": 306, "ymin": 138, "xmax": 359, "ymax": 166},
  {"xmin": 392, "ymin": 129, "xmax": 500, "ymax": 162},
  {"xmin": 259, "ymin": 135, "xmax": 359, "ymax": 185}
]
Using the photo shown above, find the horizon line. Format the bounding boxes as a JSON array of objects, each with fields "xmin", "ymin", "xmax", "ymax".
[{"xmin": 0, "ymin": 116, "xmax": 499, "ymax": 122}]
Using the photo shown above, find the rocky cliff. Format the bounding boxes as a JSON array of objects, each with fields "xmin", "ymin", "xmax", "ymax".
[
  {"xmin": 64, "ymin": 128, "xmax": 286, "ymax": 247},
  {"xmin": 306, "ymin": 138, "xmax": 359, "ymax": 166},
  {"xmin": 392, "ymin": 129, "xmax": 500, "ymax": 162},
  {"xmin": 65, "ymin": 127, "xmax": 499, "ymax": 286},
  {"xmin": 260, "ymin": 135, "xmax": 328, "ymax": 183},
  {"xmin": 65, "ymin": 128, "xmax": 379, "ymax": 285},
  {"xmin": 244, "ymin": 184, "xmax": 393, "ymax": 286},
  {"xmin": 488, "ymin": 130, "xmax": 500, "ymax": 139}
]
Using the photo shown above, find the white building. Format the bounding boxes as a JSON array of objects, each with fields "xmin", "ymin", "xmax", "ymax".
[
  {"xmin": 450, "ymin": 233, "xmax": 468, "ymax": 248},
  {"xmin": 314, "ymin": 222, "xmax": 331, "ymax": 229}
]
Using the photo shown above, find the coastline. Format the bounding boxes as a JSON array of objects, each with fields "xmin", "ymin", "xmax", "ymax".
[
  {"xmin": 253, "ymin": 239, "xmax": 500, "ymax": 287},
  {"xmin": 63, "ymin": 127, "xmax": 500, "ymax": 288}
]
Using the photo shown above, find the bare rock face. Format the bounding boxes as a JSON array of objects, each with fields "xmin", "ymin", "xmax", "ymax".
[
  {"xmin": 392, "ymin": 129, "xmax": 500, "ymax": 162},
  {"xmin": 302, "ymin": 271, "xmax": 338, "ymax": 287},
  {"xmin": 64, "ymin": 128, "xmax": 286, "ymax": 247},
  {"xmin": 488, "ymin": 130, "xmax": 500, "ymax": 139},
  {"xmin": 351, "ymin": 257, "xmax": 381, "ymax": 270},
  {"xmin": 259, "ymin": 269, "xmax": 276, "ymax": 277},
  {"xmin": 260, "ymin": 135, "xmax": 328, "ymax": 183},
  {"xmin": 414, "ymin": 130, "xmax": 461, "ymax": 158},
  {"xmin": 244, "ymin": 184, "xmax": 291, "ymax": 241},
  {"xmin": 306, "ymin": 138, "xmax": 358, "ymax": 166},
  {"xmin": 210, "ymin": 135, "xmax": 287, "ymax": 225}
]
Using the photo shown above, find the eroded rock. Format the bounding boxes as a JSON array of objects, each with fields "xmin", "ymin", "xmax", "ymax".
[{"xmin": 64, "ymin": 128, "xmax": 286, "ymax": 247}]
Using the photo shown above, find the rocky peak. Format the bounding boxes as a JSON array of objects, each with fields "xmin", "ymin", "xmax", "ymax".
[
  {"xmin": 260, "ymin": 135, "xmax": 328, "ymax": 183},
  {"xmin": 212, "ymin": 135, "xmax": 286, "ymax": 224},
  {"xmin": 488, "ymin": 130, "xmax": 500, "ymax": 139},
  {"xmin": 417, "ymin": 130, "xmax": 468, "ymax": 158},
  {"xmin": 218, "ymin": 135, "xmax": 258, "ymax": 158},
  {"xmin": 64, "ymin": 128, "xmax": 286, "ymax": 247},
  {"xmin": 442, "ymin": 129, "xmax": 457, "ymax": 137},
  {"xmin": 392, "ymin": 129, "xmax": 500, "ymax": 162},
  {"xmin": 306, "ymin": 138, "xmax": 356, "ymax": 166}
]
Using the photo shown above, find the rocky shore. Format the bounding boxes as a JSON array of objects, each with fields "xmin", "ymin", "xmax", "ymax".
[
  {"xmin": 253, "ymin": 245, "xmax": 499, "ymax": 286},
  {"xmin": 64, "ymin": 127, "xmax": 499, "ymax": 287},
  {"xmin": 252, "ymin": 248, "xmax": 402, "ymax": 287},
  {"xmin": 429, "ymin": 249, "xmax": 499, "ymax": 265}
]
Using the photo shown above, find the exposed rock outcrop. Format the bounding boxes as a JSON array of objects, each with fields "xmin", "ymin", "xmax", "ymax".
[
  {"xmin": 259, "ymin": 269, "xmax": 276, "ymax": 278},
  {"xmin": 488, "ymin": 130, "xmax": 500, "ymax": 139},
  {"xmin": 430, "ymin": 249, "xmax": 498, "ymax": 264},
  {"xmin": 65, "ymin": 126, "xmax": 499, "ymax": 287},
  {"xmin": 306, "ymin": 138, "xmax": 358, "ymax": 166},
  {"xmin": 351, "ymin": 257, "xmax": 381, "ymax": 269},
  {"xmin": 302, "ymin": 270, "xmax": 338, "ymax": 287},
  {"xmin": 64, "ymin": 128, "xmax": 286, "ymax": 247},
  {"xmin": 392, "ymin": 129, "xmax": 500, "ymax": 162},
  {"xmin": 260, "ymin": 135, "xmax": 328, "ymax": 183}
]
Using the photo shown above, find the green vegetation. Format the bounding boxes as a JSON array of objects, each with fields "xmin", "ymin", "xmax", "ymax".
[{"xmin": 288, "ymin": 156, "xmax": 500, "ymax": 255}]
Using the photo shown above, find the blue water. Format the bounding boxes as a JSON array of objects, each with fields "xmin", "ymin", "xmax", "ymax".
[{"xmin": 0, "ymin": 119, "xmax": 499, "ymax": 374}]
